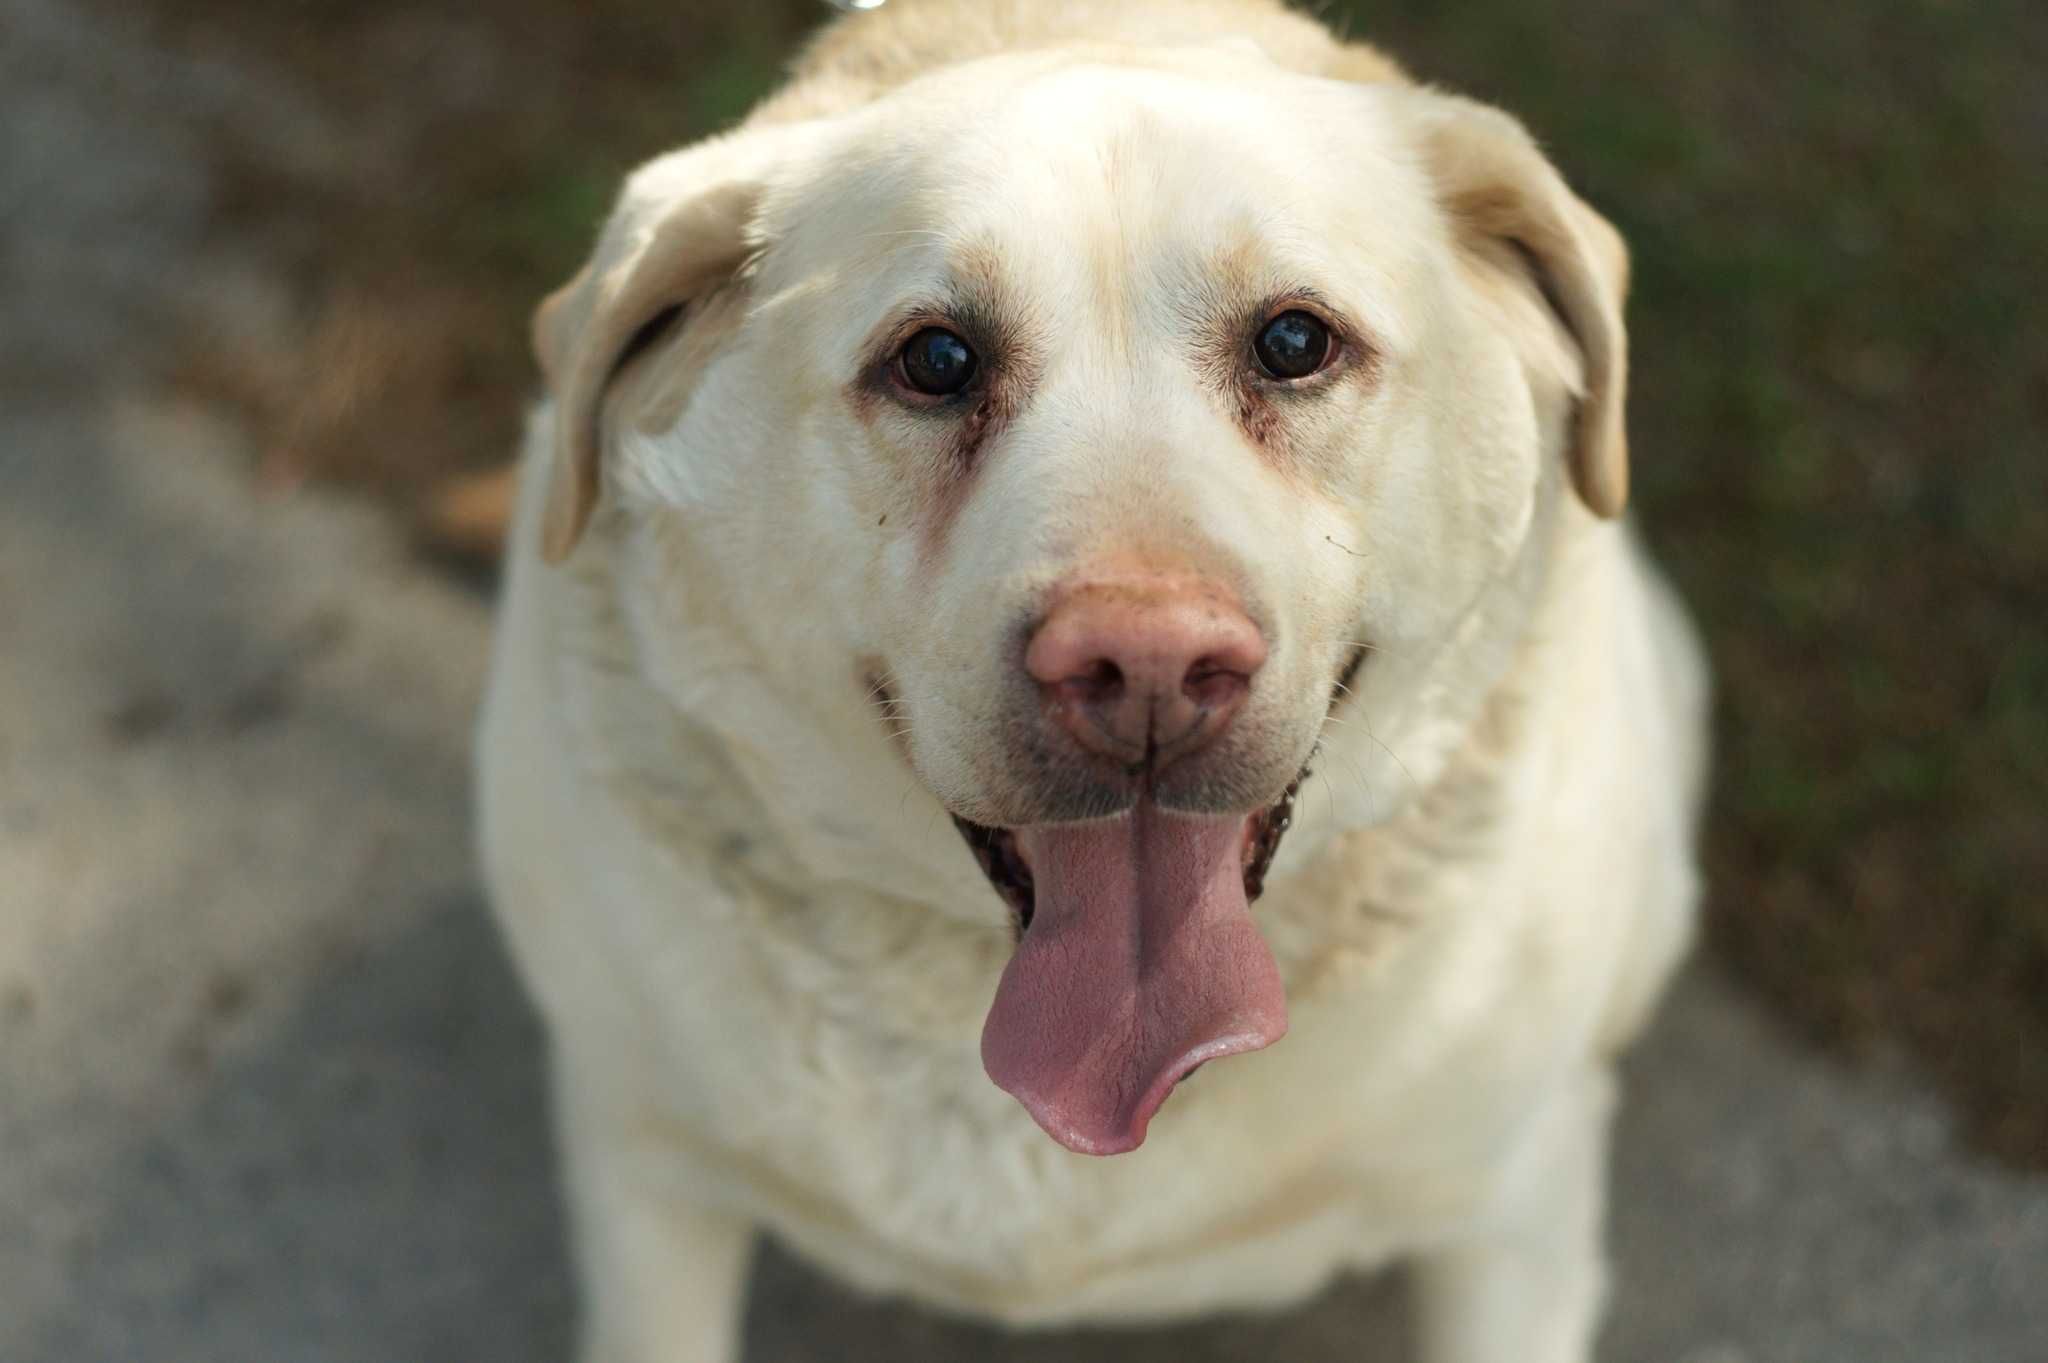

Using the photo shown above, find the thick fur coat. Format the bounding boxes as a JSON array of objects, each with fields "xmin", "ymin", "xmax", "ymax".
[{"xmin": 476, "ymin": 3, "xmax": 1710, "ymax": 1359}]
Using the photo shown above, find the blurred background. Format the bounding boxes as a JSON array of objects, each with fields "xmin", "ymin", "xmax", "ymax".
[
  {"xmin": 3, "ymin": 0, "xmax": 2043, "ymax": 1358},
  {"xmin": 157, "ymin": 0, "xmax": 2048, "ymax": 1163}
]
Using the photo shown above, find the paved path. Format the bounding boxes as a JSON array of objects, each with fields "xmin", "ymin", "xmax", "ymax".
[{"xmin": 3, "ymin": 2, "xmax": 2044, "ymax": 1359}]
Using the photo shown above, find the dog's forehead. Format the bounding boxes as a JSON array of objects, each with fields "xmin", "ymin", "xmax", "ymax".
[{"xmin": 766, "ymin": 57, "xmax": 1432, "ymax": 330}]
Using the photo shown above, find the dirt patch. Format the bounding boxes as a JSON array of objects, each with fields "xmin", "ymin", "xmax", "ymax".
[{"xmin": 127, "ymin": 0, "xmax": 2048, "ymax": 1167}]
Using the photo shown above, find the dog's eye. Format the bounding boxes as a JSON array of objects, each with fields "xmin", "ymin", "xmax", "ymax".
[
  {"xmin": 1252, "ymin": 310, "xmax": 1332, "ymax": 381},
  {"xmin": 899, "ymin": 327, "xmax": 978, "ymax": 396}
]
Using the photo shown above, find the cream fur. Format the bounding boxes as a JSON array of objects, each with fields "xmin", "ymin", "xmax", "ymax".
[{"xmin": 477, "ymin": 3, "xmax": 1709, "ymax": 1360}]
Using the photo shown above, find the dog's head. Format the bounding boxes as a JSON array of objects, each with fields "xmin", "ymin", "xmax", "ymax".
[{"xmin": 532, "ymin": 45, "xmax": 1629, "ymax": 1153}]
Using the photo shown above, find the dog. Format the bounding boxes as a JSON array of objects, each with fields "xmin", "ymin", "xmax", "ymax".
[{"xmin": 476, "ymin": 2, "xmax": 1709, "ymax": 1359}]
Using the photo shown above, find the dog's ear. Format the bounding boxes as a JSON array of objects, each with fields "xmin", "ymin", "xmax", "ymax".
[
  {"xmin": 531, "ymin": 122, "xmax": 819, "ymax": 561},
  {"xmin": 1404, "ymin": 93, "xmax": 1632, "ymax": 518}
]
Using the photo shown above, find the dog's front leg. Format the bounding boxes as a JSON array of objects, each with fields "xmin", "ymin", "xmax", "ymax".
[
  {"xmin": 1408, "ymin": 1068, "xmax": 1615, "ymax": 1363},
  {"xmin": 557, "ymin": 1068, "xmax": 757, "ymax": 1363}
]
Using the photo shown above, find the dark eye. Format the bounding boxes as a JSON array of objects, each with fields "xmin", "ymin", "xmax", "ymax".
[
  {"xmin": 1252, "ymin": 310, "xmax": 1333, "ymax": 380},
  {"xmin": 899, "ymin": 327, "xmax": 978, "ymax": 396}
]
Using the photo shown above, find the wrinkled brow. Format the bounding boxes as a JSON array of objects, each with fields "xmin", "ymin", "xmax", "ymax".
[{"xmin": 852, "ymin": 240, "xmax": 1039, "ymax": 384}]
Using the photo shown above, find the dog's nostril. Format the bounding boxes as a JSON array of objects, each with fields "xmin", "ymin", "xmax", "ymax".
[
  {"xmin": 1083, "ymin": 659, "xmax": 1123, "ymax": 698},
  {"xmin": 1051, "ymin": 659, "xmax": 1125, "ymax": 709},
  {"xmin": 1184, "ymin": 656, "xmax": 1251, "ymax": 705}
]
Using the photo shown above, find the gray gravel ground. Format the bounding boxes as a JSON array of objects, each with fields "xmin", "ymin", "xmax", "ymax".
[{"xmin": 3, "ymin": 1, "xmax": 2045, "ymax": 1359}]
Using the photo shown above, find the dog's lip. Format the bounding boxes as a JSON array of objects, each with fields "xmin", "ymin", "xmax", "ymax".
[
  {"xmin": 951, "ymin": 813, "xmax": 1037, "ymax": 932},
  {"xmin": 950, "ymin": 772, "xmax": 1304, "ymax": 936}
]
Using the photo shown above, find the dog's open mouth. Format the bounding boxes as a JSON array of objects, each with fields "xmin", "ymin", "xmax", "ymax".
[
  {"xmin": 959, "ymin": 796, "xmax": 1300, "ymax": 1155},
  {"xmin": 946, "ymin": 756, "xmax": 1330, "ymax": 1156},
  {"xmin": 943, "ymin": 641, "xmax": 1361, "ymax": 939},
  {"xmin": 871, "ymin": 647, "xmax": 1359, "ymax": 1156},
  {"xmin": 949, "ymin": 773, "xmax": 1302, "ymax": 937}
]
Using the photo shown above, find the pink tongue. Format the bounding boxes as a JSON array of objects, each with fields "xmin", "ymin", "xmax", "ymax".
[{"xmin": 980, "ymin": 803, "xmax": 1289, "ymax": 1155}]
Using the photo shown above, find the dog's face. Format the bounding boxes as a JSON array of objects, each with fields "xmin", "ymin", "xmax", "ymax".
[{"xmin": 534, "ymin": 45, "xmax": 1628, "ymax": 1152}]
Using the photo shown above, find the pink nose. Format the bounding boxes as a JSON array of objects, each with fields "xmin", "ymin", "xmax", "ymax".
[{"xmin": 1025, "ymin": 577, "xmax": 1267, "ymax": 768}]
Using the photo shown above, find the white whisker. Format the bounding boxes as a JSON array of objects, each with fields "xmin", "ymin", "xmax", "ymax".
[
  {"xmin": 1359, "ymin": 714, "xmax": 1419, "ymax": 795},
  {"xmin": 1323, "ymin": 740, "xmax": 1381, "ymax": 823}
]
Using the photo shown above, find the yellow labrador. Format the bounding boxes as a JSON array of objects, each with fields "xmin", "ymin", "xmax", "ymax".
[{"xmin": 477, "ymin": 2, "xmax": 1709, "ymax": 1359}]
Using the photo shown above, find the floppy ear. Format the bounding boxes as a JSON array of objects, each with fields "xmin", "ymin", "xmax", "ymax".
[
  {"xmin": 1405, "ymin": 93, "xmax": 1632, "ymax": 518},
  {"xmin": 531, "ymin": 122, "xmax": 819, "ymax": 561}
]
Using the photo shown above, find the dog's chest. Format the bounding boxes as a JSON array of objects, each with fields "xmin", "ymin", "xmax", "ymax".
[
  {"xmin": 559, "ymin": 668, "xmax": 1568, "ymax": 1323},
  {"xmin": 679, "ymin": 972, "xmax": 1410, "ymax": 1326},
  {"xmin": 646, "ymin": 848, "xmax": 1530, "ymax": 1326}
]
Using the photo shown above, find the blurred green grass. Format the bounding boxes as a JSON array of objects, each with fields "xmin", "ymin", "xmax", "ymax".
[{"xmin": 163, "ymin": 0, "xmax": 2046, "ymax": 1164}]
